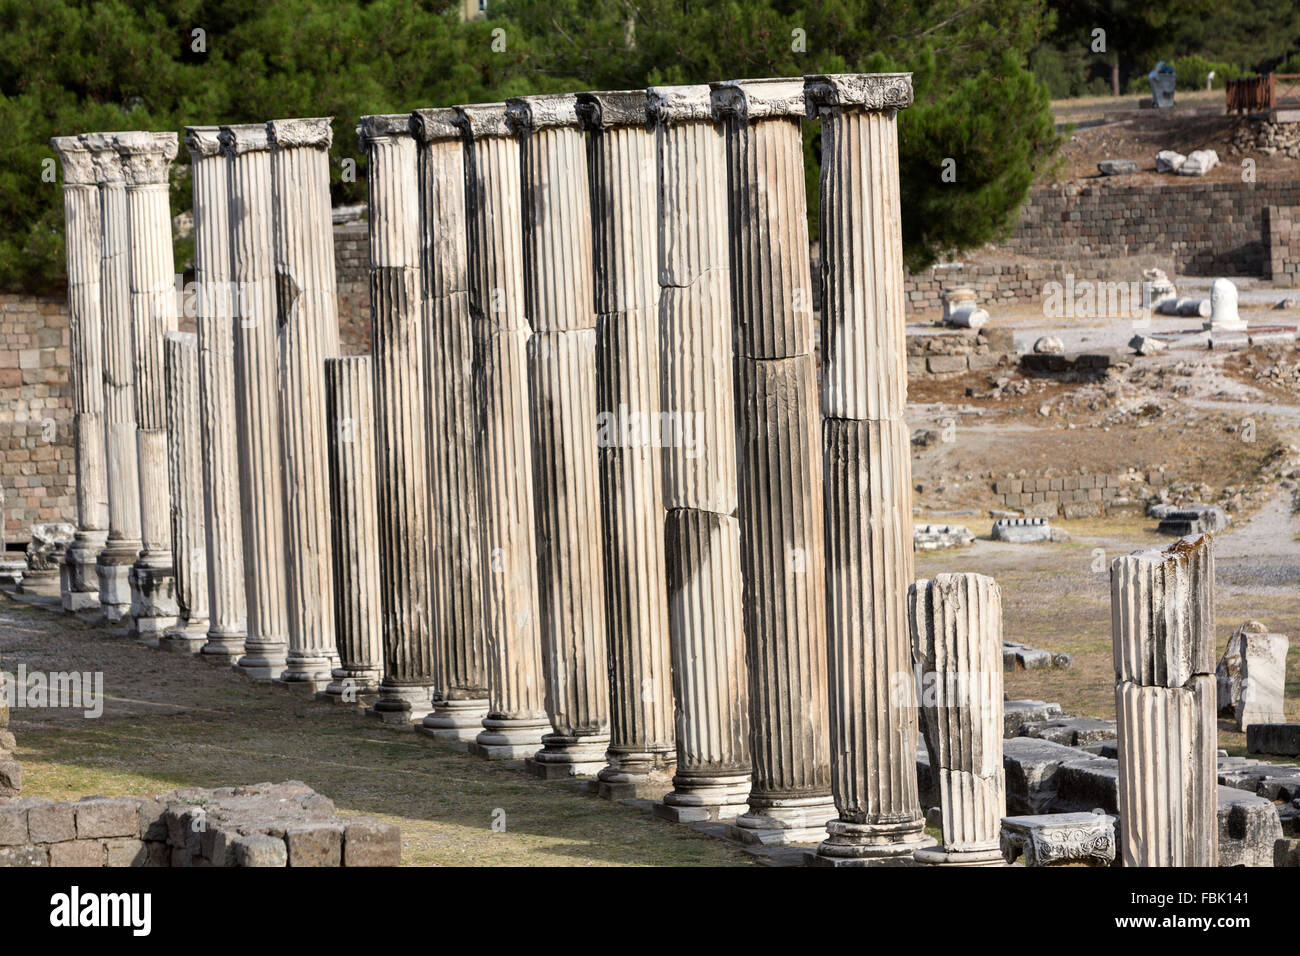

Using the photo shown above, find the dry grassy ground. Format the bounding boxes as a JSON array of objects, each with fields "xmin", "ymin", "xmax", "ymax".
[{"xmin": 0, "ymin": 593, "xmax": 754, "ymax": 866}]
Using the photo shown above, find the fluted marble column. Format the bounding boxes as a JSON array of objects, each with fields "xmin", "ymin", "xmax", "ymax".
[
  {"xmin": 456, "ymin": 103, "xmax": 550, "ymax": 759},
  {"xmin": 323, "ymin": 356, "xmax": 384, "ymax": 701},
  {"xmin": 576, "ymin": 90, "xmax": 676, "ymax": 799},
  {"xmin": 806, "ymin": 72, "xmax": 935, "ymax": 866},
  {"xmin": 160, "ymin": 331, "xmax": 209, "ymax": 653},
  {"xmin": 909, "ymin": 573, "xmax": 1006, "ymax": 866},
  {"xmin": 185, "ymin": 127, "xmax": 247, "ymax": 662},
  {"xmin": 51, "ymin": 136, "xmax": 109, "ymax": 617},
  {"xmin": 1111, "ymin": 534, "xmax": 1217, "ymax": 867},
  {"xmin": 115, "ymin": 131, "xmax": 179, "ymax": 643},
  {"xmin": 357, "ymin": 114, "xmax": 436, "ymax": 723},
  {"xmin": 266, "ymin": 117, "xmax": 340, "ymax": 688},
  {"xmin": 82, "ymin": 135, "xmax": 140, "ymax": 631},
  {"xmin": 648, "ymin": 85, "xmax": 751, "ymax": 823},
  {"xmin": 411, "ymin": 108, "xmax": 490, "ymax": 742},
  {"xmin": 222, "ymin": 123, "xmax": 290, "ymax": 680},
  {"xmin": 713, "ymin": 78, "xmax": 835, "ymax": 845},
  {"xmin": 506, "ymin": 94, "xmax": 610, "ymax": 778}
]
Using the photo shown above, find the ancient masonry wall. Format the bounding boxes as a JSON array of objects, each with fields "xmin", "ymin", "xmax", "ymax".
[
  {"xmin": 992, "ymin": 471, "xmax": 1160, "ymax": 518},
  {"xmin": 0, "ymin": 295, "xmax": 75, "ymax": 544},
  {"xmin": 1006, "ymin": 181, "xmax": 1300, "ymax": 280},
  {"xmin": 0, "ymin": 783, "xmax": 400, "ymax": 867}
]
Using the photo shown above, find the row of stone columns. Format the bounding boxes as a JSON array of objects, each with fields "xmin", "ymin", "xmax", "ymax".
[{"xmin": 57, "ymin": 74, "xmax": 1158, "ymax": 865}]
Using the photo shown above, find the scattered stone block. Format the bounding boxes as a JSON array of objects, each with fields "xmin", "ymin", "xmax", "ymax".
[
  {"xmin": 1154, "ymin": 150, "xmax": 1186, "ymax": 173},
  {"xmin": 1097, "ymin": 159, "xmax": 1138, "ymax": 176},
  {"xmin": 1128, "ymin": 333, "xmax": 1166, "ymax": 356},
  {"xmin": 1213, "ymin": 622, "xmax": 1289, "ymax": 730},
  {"xmin": 1020, "ymin": 717, "xmax": 1117, "ymax": 747},
  {"xmin": 991, "ymin": 517, "xmax": 1052, "ymax": 543},
  {"xmin": 913, "ymin": 523, "xmax": 974, "ymax": 551},
  {"xmin": 1032, "ymin": 335, "xmax": 1064, "ymax": 355},
  {"xmin": 1276, "ymin": 838, "xmax": 1300, "ymax": 866},
  {"xmin": 1177, "ymin": 148, "xmax": 1219, "ymax": 176},
  {"xmin": 1218, "ymin": 789, "xmax": 1282, "ymax": 867},
  {"xmin": 1000, "ymin": 812, "xmax": 1116, "ymax": 866},
  {"xmin": 1247, "ymin": 723, "xmax": 1300, "ymax": 756},
  {"xmin": 1156, "ymin": 505, "xmax": 1228, "ymax": 536},
  {"xmin": 1003, "ymin": 699, "xmax": 1063, "ymax": 738},
  {"xmin": 1003, "ymin": 737, "xmax": 1092, "ymax": 813}
]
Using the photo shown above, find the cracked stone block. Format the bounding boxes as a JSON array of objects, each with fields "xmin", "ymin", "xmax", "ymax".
[
  {"xmin": 75, "ymin": 798, "xmax": 141, "ymax": 839},
  {"xmin": 342, "ymin": 818, "xmax": 402, "ymax": 867},
  {"xmin": 0, "ymin": 803, "xmax": 29, "ymax": 845},
  {"xmin": 1020, "ymin": 717, "xmax": 1118, "ymax": 747},
  {"xmin": 231, "ymin": 833, "xmax": 287, "ymax": 867}
]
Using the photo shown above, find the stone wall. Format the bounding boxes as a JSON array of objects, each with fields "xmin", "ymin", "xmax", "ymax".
[
  {"xmin": 1268, "ymin": 206, "xmax": 1300, "ymax": 286},
  {"xmin": 0, "ymin": 781, "xmax": 400, "ymax": 867},
  {"xmin": 906, "ymin": 327, "xmax": 1016, "ymax": 378},
  {"xmin": 0, "ymin": 296, "xmax": 74, "ymax": 546},
  {"xmin": 992, "ymin": 471, "xmax": 1153, "ymax": 519},
  {"xmin": 1004, "ymin": 181, "xmax": 1300, "ymax": 280}
]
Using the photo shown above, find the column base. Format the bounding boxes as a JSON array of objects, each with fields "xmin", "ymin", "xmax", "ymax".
[
  {"xmin": 913, "ymin": 844, "xmax": 1007, "ymax": 867},
  {"xmin": 235, "ymin": 642, "xmax": 289, "ymax": 682},
  {"xmin": 0, "ymin": 559, "xmax": 25, "ymax": 588},
  {"xmin": 201, "ymin": 630, "xmax": 247, "ymax": 663},
  {"xmin": 807, "ymin": 818, "xmax": 937, "ymax": 867},
  {"xmin": 368, "ymin": 682, "xmax": 436, "ymax": 726},
  {"xmin": 275, "ymin": 653, "xmax": 339, "ymax": 692},
  {"xmin": 525, "ymin": 733, "xmax": 610, "ymax": 779},
  {"xmin": 417, "ymin": 697, "xmax": 490, "ymax": 742},
  {"xmin": 596, "ymin": 748, "xmax": 676, "ymax": 800},
  {"xmin": 159, "ymin": 620, "xmax": 209, "ymax": 654},
  {"xmin": 316, "ymin": 668, "xmax": 383, "ymax": 706},
  {"xmin": 60, "ymin": 531, "xmax": 105, "ymax": 612},
  {"xmin": 727, "ymin": 795, "xmax": 839, "ymax": 846},
  {"xmin": 128, "ymin": 561, "xmax": 178, "ymax": 643},
  {"xmin": 95, "ymin": 549, "xmax": 136, "ymax": 633},
  {"xmin": 468, "ymin": 715, "xmax": 551, "ymax": 760},
  {"xmin": 653, "ymin": 771, "xmax": 752, "ymax": 823}
]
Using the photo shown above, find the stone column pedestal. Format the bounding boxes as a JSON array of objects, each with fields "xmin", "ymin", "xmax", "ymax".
[
  {"xmin": 185, "ymin": 126, "xmax": 247, "ymax": 663},
  {"xmin": 411, "ymin": 108, "xmax": 490, "ymax": 742},
  {"xmin": 910, "ymin": 573, "xmax": 1007, "ymax": 866},
  {"xmin": 357, "ymin": 114, "xmax": 437, "ymax": 725},
  {"xmin": 456, "ymin": 103, "xmax": 550, "ymax": 759},
  {"xmin": 804, "ymin": 73, "xmax": 935, "ymax": 866},
  {"xmin": 1112, "ymin": 534, "xmax": 1218, "ymax": 867},
  {"xmin": 221, "ymin": 123, "xmax": 290, "ymax": 680},
  {"xmin": 160, "ymin": 332, "xmax": 209, "ymax": 653},
  {"xmin": 51, "ymin": 136, "xmax": 109, "ymax": 618},
  {"xmin": 648, "ymin": 84, "xmax": 751, "ymax": 822},
  {"xmin": 267, "ymin": 117, "xmax": 341, "ymax": 689},
  {"xmin": 713, "ymin": 78, "xmax": 835, "ymax": 846},
  {"xmin": 577, "ymin": 90, "xmax": 676, "ymax": 799},
  {"xmin": 322, "ymin": 356, "xmax": 384, "ymax": 702},
  {"xmin": 82, "ymin": 134, "xmax": 141, "ymax": 633},
  {"xmin": 115, "ymin": 131, "xmax": 180, "ymax": 644}
]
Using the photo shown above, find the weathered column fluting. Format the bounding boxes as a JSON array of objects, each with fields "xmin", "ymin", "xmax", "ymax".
[
  {"xmin": 507, "ymin": 94, "xmax": 611, "ymax": 778},
  {"xmin": 115, "ymin": 131, "xmax": 180, "ymax": 643},
  {"xmin": 576, "ymin": 90, "xmax": 676, "ymax": 799},
  {"xmin": 356, "ymin": 114, "xmax": 436, "ymax": 723},
  {"xmin": 909, "ymin": 573, "xmax": 1007, "ymax": 866},
  {"xmin": 81, "ymin": 134, "xmax": 140, "ymax": 631},
  {"xmin": 1111, "ymin": 534, "xmax": 1217, "ymax": 867},
  {"xmin": 648, "ymin": 85, "xmax": 751, "ymax": 823},
  {"xmin": 51, "ymin": 136, "xmax": 109, "ymax": 617},
  {"xmin": 160, "ymin": 331, "xmax": 209, "ymax": 653},
  {"xmin": 221, "ymin": 123, "xmax": 290, "ymax": 680},
  {"xmin": 266, "ymin": 117, "xmax": 340, "ymax": 688},
  {"xmin": 411, "ymin": 108, "xmax": 490, "ymax": 742},
  {"xmin": 323, "ymin": 356, "xmax": 384, "ymax": 701},
  {"xmin": 184, "ymin": 127, "xmax": 247, "ymax": 663},
  {"xmin": 713, "ymin": 78, "xmax": 835, "ymax": 846},
  {"xmin": 806, "ymin": 72, "xmax": 935, "ymax": 865},
  {"xmin": 456, "ymin": 103, "xmax": 550, "ymax": 759}
]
